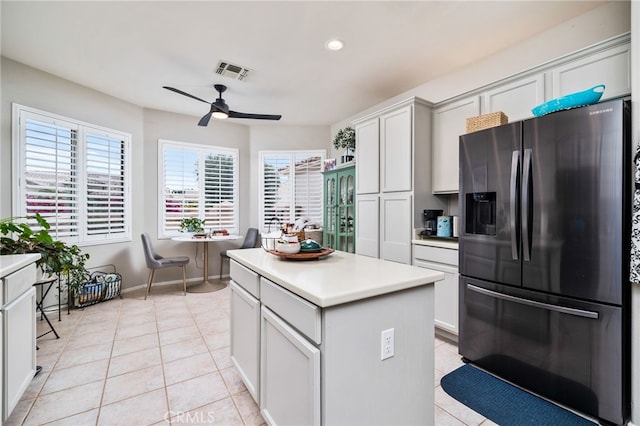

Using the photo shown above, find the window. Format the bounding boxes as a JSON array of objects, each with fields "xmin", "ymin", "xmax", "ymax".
[
  {"xmin": 159, "ymin": 139, "xmax": 239, "ymax": 237},
  {"xmin": 259, "ymin": 150, "xmax": 325, "ymax": 232},
  {"xmin": 13, "ymin": 104, "xmax": 131, "ymax": 245}
]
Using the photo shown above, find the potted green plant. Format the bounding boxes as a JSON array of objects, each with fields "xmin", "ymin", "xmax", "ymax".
[
  {"xmin": 0, "ymin": 213, "xmax": 90, "ymax": 297},
  {"xmin": 180, "ymin": 217, "xmax": 205, "ymax": 233},
  {"xmin": 333, "ymin": 126, "xmax": 356, "ymax": 163}
]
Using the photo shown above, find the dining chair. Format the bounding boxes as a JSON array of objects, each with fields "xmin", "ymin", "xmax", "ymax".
[
  {"xmin": 141, "ymin": 233, "xmax": 190, "ymax": 299},
  {"xmin": 219, "ymin": 228, "xmax": 259, "ymax": 279}
]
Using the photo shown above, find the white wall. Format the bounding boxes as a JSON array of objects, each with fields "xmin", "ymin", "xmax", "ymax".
[{"xmin": 0, "ymin": 57, "xmax": 147, "ymax": 288}]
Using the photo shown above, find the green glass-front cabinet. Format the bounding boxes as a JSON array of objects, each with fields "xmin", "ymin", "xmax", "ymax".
[{"xmin": 322, "ymin": 164, "xmax": 355, "ymax": 253}]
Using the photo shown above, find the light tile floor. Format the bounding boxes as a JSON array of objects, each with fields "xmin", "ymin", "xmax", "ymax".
[{"xmin": 10, "ymin": 282, "xmax": 493, "ymax": 426}]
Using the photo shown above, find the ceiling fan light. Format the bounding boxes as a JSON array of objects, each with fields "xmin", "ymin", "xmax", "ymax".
[{"xmin": 212, "ymin": 111, "xmax": 228, "ymax": 119}]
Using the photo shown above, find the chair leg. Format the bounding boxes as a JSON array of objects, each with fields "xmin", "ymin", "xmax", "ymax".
[
  {"xmin": 182, "ymin": 265, "xmax": 187, "ymax": 296},
  {"xmin": 145, "ymin": 269, "xmax": 155, "ymax": 300}
]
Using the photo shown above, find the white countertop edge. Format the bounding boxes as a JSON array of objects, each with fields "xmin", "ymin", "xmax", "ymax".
[
  {"xmin": 228, "ymin": 249, "xmax": 444, "ymax": 308},
  {"xmin": 412, "ymin": 239, "xmax": 459, "ymax": 250},
  {"xmin": 0, "ymin": 253, "xmax": 41, "ymax": 277}
]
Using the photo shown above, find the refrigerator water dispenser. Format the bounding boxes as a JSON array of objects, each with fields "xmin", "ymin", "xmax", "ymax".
[{"xmin": 465, "ymin": 192, "xmax": 496, "ymax": 235}]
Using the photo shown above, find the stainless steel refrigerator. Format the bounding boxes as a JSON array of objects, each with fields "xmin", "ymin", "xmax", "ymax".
[{"xmin": 458, "ymin": 99, "xmax": 630, "ymax": 425}]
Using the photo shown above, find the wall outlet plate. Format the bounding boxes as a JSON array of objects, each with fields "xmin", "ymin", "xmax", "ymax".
[{"xmin": 381, "ymin": 328, "xmax": 394, "ymax": 360}]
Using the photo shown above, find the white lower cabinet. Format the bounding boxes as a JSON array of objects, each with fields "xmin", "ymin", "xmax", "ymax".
[
  {"xmin": 230, "ymin": 281, "xmax": 260, "ymax": 402},
  {"xmin": 413, "ymin": 244, "xmax": 459, "ymax": 337},
  {"xmin": 260, "ymin": 306, "xmax": 320, "ymax": 426},
  {"xmin": 3, "ymin": 287, "xmax": 36, "ymax": 420}
]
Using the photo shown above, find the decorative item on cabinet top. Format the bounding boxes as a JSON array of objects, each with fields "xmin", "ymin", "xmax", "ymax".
[
  {"xmin": 333, "ymin": 126, "xmax": 355, "ymax": 164},
  {"xmin": 531, "ymin": 84, "xmax": 605, "ymax": 117},
  {"xmin": 466, "ymin": 111, "xmax": 508, "ymax": 133}
]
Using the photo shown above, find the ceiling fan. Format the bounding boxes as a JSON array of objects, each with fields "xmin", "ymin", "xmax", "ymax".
[{"xmin": 163, "ymin": 84, "xmax": 282, "ymax": 126}]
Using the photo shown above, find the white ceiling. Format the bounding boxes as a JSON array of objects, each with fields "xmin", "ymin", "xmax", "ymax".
[{"xmin": 1, "ymin": 1, "xmax": 607, "ymax": 127}]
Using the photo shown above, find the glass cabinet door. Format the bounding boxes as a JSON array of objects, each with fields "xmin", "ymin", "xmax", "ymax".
[{"xmin": 323, "ymin": 165, "xmax": 355, "ymax": 253}]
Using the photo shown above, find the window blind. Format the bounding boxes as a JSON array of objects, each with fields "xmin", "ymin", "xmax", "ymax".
[
  {"xmin": 160, "ymin": 140, "xmax": 238, "ymax": 236},
  {"xmin": 15, "ymin": 104, "xmax": 132, "ymax": 245},
  {"xmin": 85, "ymin": 131, "xmax": 126, "ymax": 239},
  {"xmin": 259, "ymin": 151, "xmax": 324, "ymax": 232},
  {"xmin": 23, "ymin": 117, "xmax": 80, "ymax": 239}
]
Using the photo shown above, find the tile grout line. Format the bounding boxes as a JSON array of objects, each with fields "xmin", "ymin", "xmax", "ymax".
[{"xmin": 94, "ymin": 297, "xmax": 126, "ymax": 426}]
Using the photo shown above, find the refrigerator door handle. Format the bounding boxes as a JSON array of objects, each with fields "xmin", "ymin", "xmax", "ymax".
[
  {"xmin": 522, "ymin": 148, "xmax": 533, "ymax": 261},
  {"xmin": 510, "ymin": 151, "xmax": 520, "ymax": 260},
  {"xmin": 467, "ymin": 284, "xmax": 599, "ymax": 319}
]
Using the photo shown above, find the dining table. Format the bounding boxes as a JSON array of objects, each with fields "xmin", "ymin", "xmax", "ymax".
[{"xmin": 171, "ymin": 234, "xmax": 243, "ymax": 293}]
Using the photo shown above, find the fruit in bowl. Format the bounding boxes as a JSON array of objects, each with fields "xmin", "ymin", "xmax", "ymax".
[
  {"xmin": 300, "ymin": 239, "xmax": 322, "ymax": 252},
  {"xmin": 275, "ymin": 240, "xmax": 301, "ymax": 254}
]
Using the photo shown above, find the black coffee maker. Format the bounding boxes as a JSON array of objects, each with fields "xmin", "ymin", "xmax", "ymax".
[{"xmin": 421, "ymin": 209, "xmax": 443, "ymax": 236}]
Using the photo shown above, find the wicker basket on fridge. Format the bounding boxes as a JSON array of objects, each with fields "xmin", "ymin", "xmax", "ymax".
[{"xmin": 466, "ymin": 111, "xmax": 508, "ymax": 133}]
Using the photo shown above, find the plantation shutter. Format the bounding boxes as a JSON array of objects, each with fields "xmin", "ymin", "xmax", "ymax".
[
  {"xmin": 262, "ymin": 153, "xmax": 292, "ymax": 230},
  {"xmin": 204, "ymin": 153, "xmax": 237, "ymax": 229},
  {"xmin": 15, "ymin": 104, "xmax": 131, "ymax": 245},
  {"xmin": 85, "ymin": 130, "xmax": 126, "ymax": 240},
  {"xmin": 293, "ymin": 153, "xmax": 323, "ymax": 226},
  {"xmin": 162, "ymin": 146, "xmax": 200, "ymax": 233},
  {"xmin": 260, "ymin": 151, "xmax": 324, "ymax": 232},
  {"xmin": 22, "ymin": 115, "xmax": 80, "ymax": 240},
  {"xmin": 160, "ymin": 140, "xmax": 239, "ymax": 236}
]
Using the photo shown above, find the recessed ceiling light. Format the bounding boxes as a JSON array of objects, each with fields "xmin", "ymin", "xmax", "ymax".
[{"xmin": 326, "ymin": 39, "xmax": 344, "ymax": 51}]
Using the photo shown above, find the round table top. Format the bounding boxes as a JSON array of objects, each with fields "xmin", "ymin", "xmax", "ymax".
[{"xmin": 171, "ymin": 234, "xmax": 242, "ymax": 242}]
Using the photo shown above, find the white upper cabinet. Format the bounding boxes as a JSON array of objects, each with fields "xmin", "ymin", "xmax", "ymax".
[
  {"xmin": 483, "ymin": 74, "xmax": 545, "ymax": 122},
  {"xmin": 355, "ymin": 118, "xmax": 379, "ymax": 195},
  {"xmin": 431, "ymin": 34, "xmax": 630, "ymax": 195},
  {"xmin": 551, "ymin": 43, "xmax": 631, "ymax": 101},
  {"xmin": 380, "ymin": 105, "xmax": 413, "ymax": 193},
  {"xmin": 432, "ymin": 96, "xmax": 480, "ymax": 194}
]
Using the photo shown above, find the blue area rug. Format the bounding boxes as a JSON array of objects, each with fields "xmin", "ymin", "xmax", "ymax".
[{"xmin": 441, "ymin": 364, "xmax": 595, "ymax": 425}]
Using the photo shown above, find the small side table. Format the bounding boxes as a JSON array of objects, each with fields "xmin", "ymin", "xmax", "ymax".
[{"xmin": 33, "ymin": 276, "xmax": 60, "ymax": 340}]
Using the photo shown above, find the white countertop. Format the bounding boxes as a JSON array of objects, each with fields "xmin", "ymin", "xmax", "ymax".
[
  {"xmin": 227, "ymin": 248, "xmax": 444, "ymax": 308},
  {"xmin": 0, "ymin": 254, "xmax": 41, "ymax": 278}
]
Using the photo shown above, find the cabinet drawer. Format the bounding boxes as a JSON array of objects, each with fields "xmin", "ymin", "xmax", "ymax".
[
  {"xmin": 230, "ymin": 260, "xmax": 260, "ymax": 298},
  {"xmin": 3, "ymin": 263, "xmax": 37, "ymax": 304},
  {"xmin": 260, "ymin": 278, "xmax": 321, "ymax": 345},
  {"xmin": 413, "ymin": 245, "xmax": 458, "ymax": 267}
]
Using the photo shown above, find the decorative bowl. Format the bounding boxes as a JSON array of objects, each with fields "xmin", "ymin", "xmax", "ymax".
[
  {"xmin": 300, "ymin": 239, "xmax": 322, "ymax": 252},
  {"xmin": 275, "ymin": 240, "xmax": 301, "ymax": 254},
  {"xmin": 531, "ymin": 84, "xmax": 605, "ymax": 117},
  {"xmin": 282, "ymin": 234, "xmax": 299, "ymax": 243}
]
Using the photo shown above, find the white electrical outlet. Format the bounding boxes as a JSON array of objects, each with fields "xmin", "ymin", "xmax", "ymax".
[{"xmin": 381, "ymin": 328, "xmax": 394, "ymax": 360}]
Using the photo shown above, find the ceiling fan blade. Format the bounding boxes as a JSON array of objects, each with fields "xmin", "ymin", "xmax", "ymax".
[
  {"xmin": 163, "ymin": 86, "xmax": 211, "ymax": 104},
  {"xmin": 228, "ymin": 111, "xmax": 282, "ymax": 120},
  {"xmin": 198, "ymin": 112, "xmax": 213, "ymax": 127}
]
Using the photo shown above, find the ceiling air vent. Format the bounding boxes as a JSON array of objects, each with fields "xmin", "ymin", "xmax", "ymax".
[{"xmin": 215, "ymin": 61, "xmax": 251, "ymax": 81}]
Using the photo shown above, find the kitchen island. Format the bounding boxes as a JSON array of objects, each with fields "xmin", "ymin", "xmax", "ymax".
[{"xmin": 227, "ymin": 248, "xmax": 443, "ymax": 426}]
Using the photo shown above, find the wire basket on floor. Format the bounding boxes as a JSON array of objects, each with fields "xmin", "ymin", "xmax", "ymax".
[{"xmin": 74, "ymin": 264, "xmax": 122, "ymax": 308}]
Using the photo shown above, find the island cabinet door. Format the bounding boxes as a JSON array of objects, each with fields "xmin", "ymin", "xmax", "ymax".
[
  {"xmin": 230, "ymin": 281, "xmax": 260, "ymax": 403},
  {"xmin": 3, "ymin": 287, "xmax": 36, "ymax": 421},
  {"xmin": 260, "ymin": 306, "xmax": 320, "ymax": 426}
]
